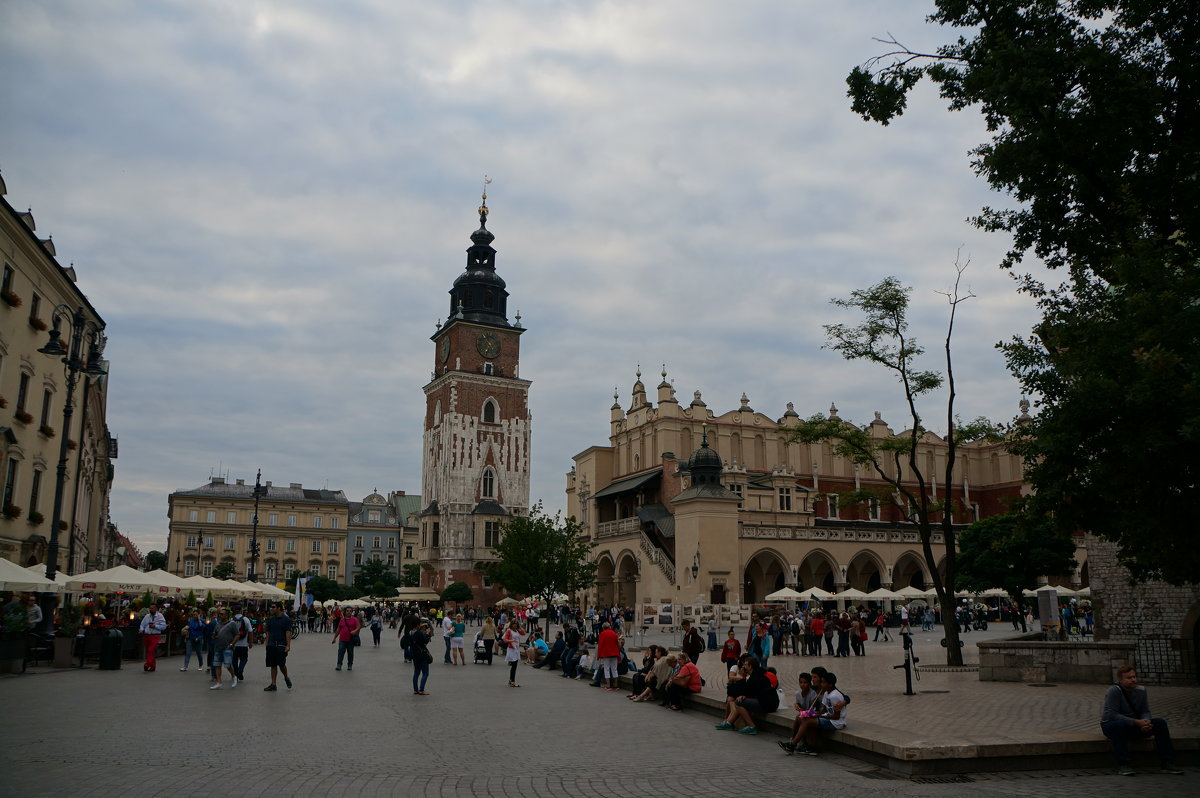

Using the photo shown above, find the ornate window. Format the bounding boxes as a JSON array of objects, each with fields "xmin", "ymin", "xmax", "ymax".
[
  {"xmin": 481, "ymin": 467, "xmax": 496, "ymax": 499},
  {"xmin": 482, "ymin": 399, "xmax": 498, "ymax": 424}
]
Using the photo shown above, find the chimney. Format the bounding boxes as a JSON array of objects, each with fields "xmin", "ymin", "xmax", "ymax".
[
  {"xmin": 395, "ymin": 490, "xmax": 405, "ymax": 497},
  {"xmin": 235, "ymin": 479, "xmax": 245, "ymax": 486},
  {"xmin": 290, "ymin": 483, "xmax": 302, "ymax": 489},
  {"xmin": 212, "ymin": 476, "xmax": 225, "ymax": 485}
]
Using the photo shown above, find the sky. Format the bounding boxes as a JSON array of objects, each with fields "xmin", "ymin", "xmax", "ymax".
[{"xmin": 0, "ymin": 1, "xmax": 1045, "ymax": 557}]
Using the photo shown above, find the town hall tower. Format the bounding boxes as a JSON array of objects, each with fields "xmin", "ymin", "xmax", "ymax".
[{"xmin": 418, "ymin": 189, "xmax": 531, "ymax": 600}]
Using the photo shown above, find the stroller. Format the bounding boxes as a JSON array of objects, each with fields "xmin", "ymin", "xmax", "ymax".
[{"xmin": 473, "ymin": 633, "xmax": 491, "ymax": 664}]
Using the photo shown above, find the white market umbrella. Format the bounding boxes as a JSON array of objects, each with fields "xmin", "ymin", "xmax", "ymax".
[
  {"xmin": 22, "ymin": 563, "xmax": 70, "ymax": 591},
  {"xmin": 764, "ymin": 587, "xmax": 804, "ymax": 601},
  {"xmin": 141, "ymin": 569, "xmax": 192, "ymax": 598},
  {"xmin": 1048, "ymin": 584, "xmax": 1078, "ymax": 596},
  {"xmin": 65, "ymin": 564, "xmax": 171, "ymax": 594},
  {"xmin": 980, "ymin": 587, "xmax": 1010, "ymax": 598},
  {"xmin": 833, "ymin": 587, "xmax": 870, "ymax": 601},
  {"xmin": 894, "ymin": 585, "xmax": 934, "ymax": 599},
  {"xmin": 802, "ymin": 587, "xmax": 835, "ymax": 601},
  {"xmin": 1075, "ymin": 586, "xmax": 1092, "ymax": 597},
  {"xmin": 495, "ymin": 596, "xmax": 520, "ymax": 606},
  {"xmin": 0, "ymin": 558, "xmax": 61, "ymax": 592},
  {"xmin": 865, "ymin": 588, "xmax": 902, "ymax": 601}
]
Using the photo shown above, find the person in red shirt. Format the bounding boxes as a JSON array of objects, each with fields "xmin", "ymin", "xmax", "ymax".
[
  {"xmin": 665, "ymin": 652, "xmax": 703, "ymax": 711},
  {"xmin": 720, "ymin": 628, "xmax": 742, "ymax": 670},
  {"xmin": 595, "ymin": 622, "xmax": 621, "ymax": 690},
  {"xmin": 809, "ymin": 614, "xmax": 825, "ymax": 657},
  {"xmin": 332, "ymin": 610, "xmax": 361, "ymax": 671}
]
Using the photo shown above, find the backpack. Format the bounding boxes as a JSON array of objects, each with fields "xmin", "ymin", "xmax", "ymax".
[{"xmin": 790, "ymin": 620, "xmax": 802, "ymax": 636}]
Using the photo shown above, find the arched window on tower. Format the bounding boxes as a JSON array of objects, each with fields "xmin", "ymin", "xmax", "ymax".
[
  {"xmin": 482, "ymin": 399, "xmax": 498, "ymax": 423},
  {"xmin": 481, "ymin": 467, "xmax": 496, "ymax": 499}
]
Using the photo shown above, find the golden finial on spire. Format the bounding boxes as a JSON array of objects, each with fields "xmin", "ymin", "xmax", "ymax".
[{"xmin": 479, "ymin": 175, "xmax": 492, "ymax": 220}]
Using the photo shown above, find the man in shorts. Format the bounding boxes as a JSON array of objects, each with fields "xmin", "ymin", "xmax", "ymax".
[
  {"xmin": 209, "ymin": 608, "xmax": 241, "ymax": 690},
  {"xmin": 263, "ymin": 603, "xmax": 293, "ymax": 692}
]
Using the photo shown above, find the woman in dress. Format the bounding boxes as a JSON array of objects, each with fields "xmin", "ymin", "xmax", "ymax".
[
  {"xmin": 450, "ymin": 613, "xmax": 467, "ymax": 665},
  {"xmin": 503, "ymin": 618, "xmax": 524, "ymax": 687}
]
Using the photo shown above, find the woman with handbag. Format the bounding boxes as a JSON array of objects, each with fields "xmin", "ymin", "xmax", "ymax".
[{"xmin": 401, "ymin": 616, "xmax": 433, "ymax": 695}]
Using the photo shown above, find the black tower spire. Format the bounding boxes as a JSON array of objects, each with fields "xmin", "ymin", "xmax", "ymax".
[{"xmin": 449, "ymin": 180, "xmax": 510, "ymax": 327}]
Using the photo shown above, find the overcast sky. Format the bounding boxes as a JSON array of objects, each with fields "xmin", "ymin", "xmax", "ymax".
[{"xmin": 1, "ymin": 1, "xmax": 1044, "ymax": 557}]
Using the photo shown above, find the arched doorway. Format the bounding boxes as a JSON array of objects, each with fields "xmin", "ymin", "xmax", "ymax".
[
  {"xmin": 615, "ymin": 552, "xmax": 639, "ymax": 608},
  {"xmin": 595, "ymin": 555, "xmax": 616, "ymax": 607},
  {"xmin": 796, "ymin": 549, "xmax": 838, "ymax": 594},
  {"xmin": 846, "ymin": 550, "xmax": 884, "ymax": 592},
  {"xmin": 892, "ymin": 551, "xmax": 928, "ymax": 589},
  {"xmin": 742, "ymin": 549, "xmax": 787, "ymax": 604}
]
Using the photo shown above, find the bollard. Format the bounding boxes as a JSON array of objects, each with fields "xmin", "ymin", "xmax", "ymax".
[{"xmin": 893, "ymin": 631, "xmax": 919, "ymax": 695}]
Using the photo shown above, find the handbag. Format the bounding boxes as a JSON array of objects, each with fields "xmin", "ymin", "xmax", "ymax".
[{"xmin": 350, "ymin": 632, "xmax": 362, "ymax": 647}]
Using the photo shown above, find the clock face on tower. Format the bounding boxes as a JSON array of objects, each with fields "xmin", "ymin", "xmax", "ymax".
[
  {"xmin": 476, "ymin": 332, "xmax": 501, "ymax": 359},
  {"xmin": 440, "ymin": 337, "xmax": 451, "ymax": 363}
]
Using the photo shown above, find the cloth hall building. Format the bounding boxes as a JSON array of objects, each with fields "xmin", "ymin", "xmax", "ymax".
[{"xmin": 566, "ymin": 374, "xmax": 1078, "ymax": 609}]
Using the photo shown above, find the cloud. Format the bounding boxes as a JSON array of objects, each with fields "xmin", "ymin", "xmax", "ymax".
[{"xmin": 0, "ymin": 1, "xmax": 1042, "ymax": 553}]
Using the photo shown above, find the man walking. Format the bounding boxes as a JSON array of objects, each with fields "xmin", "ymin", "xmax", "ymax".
[
  {"xmin": 441, "ymin": 612, "xmax": 454, "ymax": 664},
  {"xmin": 263, "ymin": 603, "xmax": 293, "ymax": 691},
  {"xmin": 209, "ymin": 608, "xmax": 241, "ymax": 690},
  {"xmin": 232, "ymin": 605, "xmax": 253, "ymax": 682},
  {"xmin": 1101, "ymin": 665, "xmax": 1184, "ymax": 776},
  {"xmin": 138, "ymin": 602, "xmax": 167, "ymax": 672}
]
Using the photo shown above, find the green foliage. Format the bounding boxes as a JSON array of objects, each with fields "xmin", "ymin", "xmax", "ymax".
[
  {"xmin": 440, "ymin": 581, "xmax": 474, "ymax": 604},
  {"xmin": 353, "ymin": 558, "xmax": 400, "ymax": 594},
  {"xmin": 3, "ymin": 604, "xmax": 30, "ymax": 633},
  {"xmin": 140, "ymin": 589, "xmax": 155, "ymax": 607},
  {"xmin": 956, "ymin": 503, "xmax": 1078, "ymax": 606},
  {"xmin": 847, "ymin": 2, "xmax": 1199, "ymax": 584},
  {"xmin": 144, "ymin": 550, "xmax": 167, "ymax": 571},
  {"xmin": 401, "ymin": 564, "xmax": 421, "ymax": 588},
  {"xmin": 484, "ymin": 502, "xmax": 597, "ymax": 610},
  {"xmin": 184, "ymin": 589, "xmax": 196, "ymax": 606},
  {"xmin": 204, "ymin": 590, "xmax": 215, "ymax": 606},
  {"xmin": 302, "ymin": 576, "xmax": 341, "ymax": 603},
  {"xmin": 211, "ymin": 562, "xmax": 236, "ymax": 581},
  {"xmin": 57, "ymin": 601, "xmax": 84, "ymax": 635},
  {"xmin": 786, "ymin": 273, "xmax": 992, "ymax": 665},
  {"xmin": 371, "ymin": 581, "xmax": 396, "ymax": 599}
]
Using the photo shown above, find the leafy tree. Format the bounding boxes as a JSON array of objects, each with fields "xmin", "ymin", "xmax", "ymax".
[
  {"xmin": 204, "ymin": 590, "xmax": 215, "ymax": 606},
  {"xmin": 371, "ymin": 581, "xmax": 397, "ymax": 599},
  {"xmin": 144, "ymin": 550, "xmax": 167, "ymax": 571},
  {"xmin": 211, "ymin": 562, "xmax": 236, "ymax": 581},
  {"xmin": 786, "ymin": 271, "xmax": 997, "ymax": 666},
  {"xmin": 441, "ymin": 581, "xmax": 474, "ymax": 605},
  {"xmin": 353, "ymin": 558, "xmax": 400, "ymax": 594},
  {"xmin": 484, "ymin": 502, "xmax": 597, "ymax": 635},
  {"xmin": 956, "ymin": 502, "xmax": 1078, "ymax": 632},
  {"xmin": 184, "ymin": 589, "xmax": 196, "ymax": 606},
  {"xmin": 300, "ymin": 575, "xmax": 341, "ymax": 603},
  {"xmin": 846, "ymin": 2, "xmax": 1199, "ymax": 584},
  {"xmin": 401, "ymin": 564, "xmax": 421, "ymax": 588}
]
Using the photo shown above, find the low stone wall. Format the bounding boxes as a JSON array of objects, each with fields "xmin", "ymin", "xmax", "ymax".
[{"xmin": 978, "ymin": 636, "xmax": 1135, "ymax": 683}]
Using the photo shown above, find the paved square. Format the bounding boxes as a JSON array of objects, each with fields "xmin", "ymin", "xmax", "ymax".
[{"xmin": 1, "ymin": 627, "xmax": 1194, "ymax": 797}]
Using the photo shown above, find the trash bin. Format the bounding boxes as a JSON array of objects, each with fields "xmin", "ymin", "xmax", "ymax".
[{"xmin": 99, "ymin": 629, "xmax": 124, "ymax": 670}]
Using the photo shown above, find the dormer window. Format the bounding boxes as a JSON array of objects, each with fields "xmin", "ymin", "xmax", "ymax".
[{"xmin": 483, "ymin": 363, "xmax": 494, "ymax": 376}]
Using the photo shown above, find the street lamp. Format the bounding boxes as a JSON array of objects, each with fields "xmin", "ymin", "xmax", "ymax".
[
  {"xmin": 36, "ymin": 306, "xmax": 106, "ymax": 634},
  {"xmin": 247, "ymin": 469, "xmax": 267, "ymax": 582}
]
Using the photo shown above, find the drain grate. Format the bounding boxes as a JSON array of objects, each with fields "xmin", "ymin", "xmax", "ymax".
[
  {"xmin": 912, "ymin": 775, "xmax": 976, "ymax": 784},
  {"xmin": 856, "ymin": 770, "xmax": 904, "ymax": 780}
]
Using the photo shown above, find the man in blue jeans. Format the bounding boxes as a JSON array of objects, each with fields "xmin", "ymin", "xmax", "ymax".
[{"xmin": 1101, "ymin": 665, "xmax": 1183, "ymax": 776}]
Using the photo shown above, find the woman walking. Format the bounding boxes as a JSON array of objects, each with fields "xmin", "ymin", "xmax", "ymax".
[
  {"xmin": 480, "ymin": 617, "xmax": 497, "ymax": 665},
  {"xmin": 402, "ymin": 615, "xmax": 433, "ymax": 695},
  {"xmin": 503, "ymin": 619, "xmax": 524, "ymax": 687},
  {"xmin": 450, "ymin": 613, "xmax": 467, "ymax": 665}
]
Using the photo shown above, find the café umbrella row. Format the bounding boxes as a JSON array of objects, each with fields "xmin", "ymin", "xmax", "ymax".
[{"xmin": 0, "ymin": 560, "xmax": 292, "ymax": 601}]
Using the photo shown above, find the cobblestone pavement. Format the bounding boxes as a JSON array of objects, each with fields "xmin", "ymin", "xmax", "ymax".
[{"xmin": 0, "ymin": 627, "xmax": 1195, "ymax": 798}]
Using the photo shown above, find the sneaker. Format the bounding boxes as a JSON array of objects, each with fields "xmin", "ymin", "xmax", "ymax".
[
  {"xmin": 714, "ymin": 722, "xmax": 734, "ymax": 730},
  {"xmin": 1161, "ymin": 763, "xmax": 1184, "ymax": 775},
  {"xmin": 231, "ymin": 676, "xmax": 238, "ymax": 688},
  {"xmin": 284, "ymin": 677, "xmax": 293, "ymax": 689},
  {"xmin": 209, "ymin": 683, "xmax": 222, "ymax": 690},
  {"xmin": 179, "ymin": 667, "xmax": 188, "ymax": 672},
  {"xmin": 264, "ymin": 684, "xmax": 277, "ymax": 692},
  {"xmin": 801, "ymin": 746, "xmax": 819, "ymax": 756},
  {"xmin": 1117, "ymin": 764, "xmax": 1135, "ymax": 776},
  {"xmin": 737, "ymin": 726, "xmax": 758, "ymax": 735},
  {"xmin": 335, "ymin": 666, "xmax": 341, "ymax": 671},
  {"xmin": 347, "ymin": 666, "xmax": 352, "ymax": 671},
  {"xmin": 777, "ymin": 740, "xmax": 795, "ymax": 754}
]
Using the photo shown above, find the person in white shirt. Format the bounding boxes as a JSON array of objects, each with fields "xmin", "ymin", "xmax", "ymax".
[
  {"xmin": 441, "ymin": 614, "xmax": 454, "ymax": 664},
  {"xmin": 138, "ymin": 603, "xmax": 167, "ymax": 672}
]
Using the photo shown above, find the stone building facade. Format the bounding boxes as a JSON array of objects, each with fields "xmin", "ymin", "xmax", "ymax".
[
  {"xmin": 0, "ymin": 174, "xmax": 117, "ymax": 575},
  {"xmin": 166, "ymin": 476, "xmax": 349, "ymax": 584},
  {"xmin": 1087, "ymin": 533, "xmax": 1199, "ymax": 685},
  {"xmin": 417, "ymin": 196, "xmax": 530, "ymax": 604},
  {"xmin": 567, "ymin": 373, "xmax": 1084, "ymax": 609}
]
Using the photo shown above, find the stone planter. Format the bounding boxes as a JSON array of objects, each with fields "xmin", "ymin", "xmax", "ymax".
[
  {"xmin": 0, "ymin": 635, "xmax": 27, "ymax": 673},
  {"xmin": 52, "ymin": 636, "xmax": 75, "ymax": 668}
]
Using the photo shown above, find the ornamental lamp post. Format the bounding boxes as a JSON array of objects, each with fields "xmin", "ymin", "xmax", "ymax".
[
  {"xmin": 247, "ymin": 469, "xmax": 267, "ymax": 582},
  {"xmin": 35, "ymin": 307, "xmax": 106, "ymax": 634}
]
